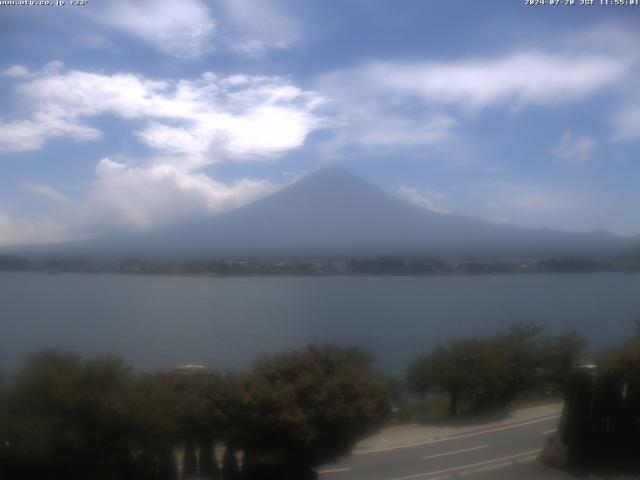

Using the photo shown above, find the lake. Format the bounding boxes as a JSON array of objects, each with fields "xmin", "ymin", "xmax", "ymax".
[{"xmin": 1, "ymin": 272, "xmax": 639, "ymax": 376}]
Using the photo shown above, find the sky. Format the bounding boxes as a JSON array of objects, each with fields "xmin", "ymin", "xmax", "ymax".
[{"xmin": 0, "ymin": 0, "xmax": 639, "ymax": 247}]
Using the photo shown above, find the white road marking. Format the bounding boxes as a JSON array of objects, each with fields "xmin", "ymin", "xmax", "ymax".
[
  {"xmin": 423, "ymin": 444, "xmax": 488, "ymax": 460},
  {"xmin": 387, "ymin": 449, "xmax": 542, "ymax": 480},
  {"xmin": 318, "ymin": 467, "xmax": 352, "ymax": 475},
  {"xmin": 355, "ymin": 415, "xmax": 560, "ymax": 455},
  {"xmin": 542, "ymin": 428, "xmax": 557, "ymax": 434},
  {"xmin": 458, "ymin": 454, "xmax": 538, "ymax": 476}
]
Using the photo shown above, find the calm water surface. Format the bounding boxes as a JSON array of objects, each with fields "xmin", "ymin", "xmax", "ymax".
[{"xmin": 1, "ymin": 272, "xmax": 639, "ymax": 376}]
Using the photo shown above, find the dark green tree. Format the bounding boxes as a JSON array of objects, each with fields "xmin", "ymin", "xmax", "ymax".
[
  {"xmin": 538, "ymin": 331, "xmax": 586, "ymax": 394},
  {"xmin": 126, "ymin": 370, "xmax": 236, "ymax": 480},
  {"xmin": 407, "ymin": 323, "xmax": 586, "ymax": 416},
  {"xmin": 121, "ymin": 374, "xmax": 183, "ymax": 479},
  {"xmin": 598, "ymin": 329, "xmax": 640, "ymax": 385},
  {"xmin": 407, "ymin": 339, "xmax": 511, "ymax": 416},
  {"xmin": 3, "ymin": 351, "xmax": 135, "ymax": 480},
  {"xmin": 238, "ymin": 345, "xmax": 390, "ymax": 479},
  {"xmin": 495, "ymin": 323, "xmax": 585, "ymax": 397}
]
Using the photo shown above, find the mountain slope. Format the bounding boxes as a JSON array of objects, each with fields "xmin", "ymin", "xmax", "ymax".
[{"xmin": 51, "ymin": 166, "xmax": 629, "ymax": 259}]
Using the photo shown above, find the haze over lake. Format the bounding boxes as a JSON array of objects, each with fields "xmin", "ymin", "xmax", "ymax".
[{"xmin": 2, "ymin": 272, "xmax": 638, "ymax": 376}]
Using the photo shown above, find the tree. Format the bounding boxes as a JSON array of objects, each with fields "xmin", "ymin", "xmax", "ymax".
[
  {"xmin": 3, "ymin": 351, "xmax": 135, "ymax": 480},
  {"xmin": 124, "ymin": 369, "xmax": 242, "ymax": 480},
  {"xmin": 538, "ymin": 331, "xmax": 586, "ymax": 394},
  {"xmin": 407, "ymin": 323, "xmax": 586, "ymax": 416},
  {"xmin": 493, "ymin": 322, "xmax": 584, "ymax": 397},
  {"xmin": 495, "ymin": 323, "xmax": 544, "ymax": 389},
  {"xmin": 407, "ymin": 339, "xmax": 511, "ymax": 416},
  {"xmin": 1, "ymin": 351, "xmax": 247, "ymax": 480},
  {"xmin": 238, "ymin": 345, "xmax": 390, "ymax": 479},
  {"xmin": 598, "ymin": 329, "xmax": 640, "ymax": 385},
  {"xmin": 122, "ymin": 374, "xmax": 184, "ymax": 480},
  {"xmin": 559, "ymin": 326, "xmax": 640, "ymax": 470}
]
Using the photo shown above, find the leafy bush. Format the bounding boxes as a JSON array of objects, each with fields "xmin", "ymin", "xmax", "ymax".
[
  {"xmin": 407, "ymin": 323, "xmax": 585, "ymax": 416},
  {"xmin": 238, "ymin": 345, "xmax": 391, "ymax": 479}
]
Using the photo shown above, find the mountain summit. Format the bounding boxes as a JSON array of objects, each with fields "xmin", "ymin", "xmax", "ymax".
[{"xmin": 31, "ymin": 166, "xmax": 632, "ymax": 258}]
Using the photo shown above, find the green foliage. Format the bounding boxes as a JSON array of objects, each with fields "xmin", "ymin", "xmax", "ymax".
[
  {"xmin": 394, "ymin": 394, "xmax": 450, "ymax": 423},
  {"xmin": 598, "ymin": 328, "xmax": 640, "ymax": 383},
  {"xmin": 537, "ymin": 331, "xmax": 587, "ymax": 394},
  {"xmin": 238, "ymin": 345, "xmax": 391, "ymax": 476},
  {"xmin": 121, "ymin": 374, "xmax": 182, "ymax": 445},
  {"xmin": 158, "ymin": 372, "xmax": 232, "ymax": 436},
  {"xmin": 407, "ymin": 339, "xmax": 512, "ymax": 416},
  {"xmin": 3, "ymin": 351, "xmax": 136, "ymax": 479},
  {"xmin": 1, "ymin": 346, "xmax": 391, "ymax": 480},
  {"xmin": 407, "ymin": 323, "xmax": 586, "ymax": 416}
]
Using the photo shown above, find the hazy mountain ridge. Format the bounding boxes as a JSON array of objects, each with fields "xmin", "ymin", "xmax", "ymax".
[{"xmin": 7, "ymin": 167, "xmax": 639, "ymax": 259}]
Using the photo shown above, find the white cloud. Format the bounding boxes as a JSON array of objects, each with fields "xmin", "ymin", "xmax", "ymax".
[
  {"xmin": 1, "ymin": 65, "xmax": 29, "ymax": 78},
  {"xmin": 89, "ymin": 0, "xmax": 300, "ymax": 59},
  {"xmin": 21, "ymin": 182, "xmax": 71, "ymax": 205},
  {"xmin": 71, "ymin": 158, "xmax": 280, "ymax": 232},
  {"xmin": 0, "ymin": 62, "xmax": 325, "ymax": 244},
  {"xmin": 352, "ymin": 52, "xmax": 630, "ymax": 112},
  {"xmin": 94, "ymin": 0, "xmax": 216, "ymax": 59},
  {"xmin": 0, "ymin": 211, "xmax": 71, "ymax": 247},
  {"xmin": 0, "ymin": 116, "xmax": 101, "ymax": 154},
  {"xmin": 0, "ymin": 67, "xmax": 324, "ymax": 162},
  {"xmin": 314, "ymin": 31, "xmax": 635, "ymax": 157},
  {"xmin": 0, "ymin": 63, "xmax": 322, "ymax": 244},
  {"xmin": 218, "ymin": 0, "xmax": 300, "ymax": 55},
  {"xmin": 1, "ymin": 159, "xmax": 283, "ymax": 246},
  {"xmin": 612, "ymin": 101, "xmax": 640, "ymax": 141},
  {"xmin": 337, "ymin": 113, "xmax": 457, "ymax": 153},
  {"xmin": 552, "ymin": 131, "xmax": 596, "ymax": 162},
  {"xmin": 20, "ymin": 70, "xmax": 168, "ymax": 119},
  {"xmin": 316, "ymin": 69, "xmax": 459, "ymax": 157},
  {"xmin": 396, "ymin": 186, "xmax": 448, "ymax": 213}
]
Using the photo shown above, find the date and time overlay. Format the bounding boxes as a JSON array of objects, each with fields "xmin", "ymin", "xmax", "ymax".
[
  {"xmin": 525, "ymin": 0, "xmax": 639, "ymax": 6},
  {"xmin": 1, "ymin": 0, "xmax": 639, "ymax": 7}
]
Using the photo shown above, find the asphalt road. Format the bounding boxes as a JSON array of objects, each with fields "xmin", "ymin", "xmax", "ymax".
[{"xmin": 318, "ymin": 414, "xmax": 570, "ymax": 480}]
